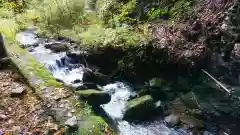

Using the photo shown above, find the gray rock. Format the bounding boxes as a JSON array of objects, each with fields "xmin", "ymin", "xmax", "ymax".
[
  {"xmin": 11, "ymin": 87, "xmax": 25, "ymax": 97},
  {"xmin": 75, "ymin": 89, "xmax": 111, "ymax": 106},
  {"xmin": 164, "ymin": 114, "xmax": 180, "ymax": 127},
  {"xmin": 65, "ymin": 116, "xmax": 78, "ymax": 127},
  {"xmin": 123, "ymin": 95, "xmax": 155, "ymax": 121}
]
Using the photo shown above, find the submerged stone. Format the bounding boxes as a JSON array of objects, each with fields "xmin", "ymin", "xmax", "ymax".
[
  {"xmin": 75, "ymin": 89, "xmax": 111, "ymax": 106},
  {"xmin": 123, "ymin": 95, "xmax": 155, "ymax": 121}
]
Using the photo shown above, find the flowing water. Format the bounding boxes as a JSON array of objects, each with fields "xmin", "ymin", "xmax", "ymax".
[{"xmin": 16, "ymin": 28, "xmax": 218, "ymax": 135}]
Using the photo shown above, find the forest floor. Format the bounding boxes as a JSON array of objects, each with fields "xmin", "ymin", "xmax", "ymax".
[{"xmin": 0, "ymin": 63, "xmax": 62, "ymax": 135}]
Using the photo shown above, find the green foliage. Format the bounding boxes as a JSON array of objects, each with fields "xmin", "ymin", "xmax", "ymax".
[
  {"xmin": 0, "ymin": 0, "xmax": 25, "ymax": 13},
  {"xmin": 97, "ymin": 0, "xmax": 195, "ymax": 25},
  {"xmin": 80, "ymin": 24, "xmax": 147, "ymax": 48},
  {"xmin": 147, "ymin": 7, "xmax": 169, "ymax": 20},
  {"xmin": 169, "ymin": 0, "xmax": 195, "ymax": 19},
  {"xmin": 0, "ymin": 19, "xmax": 19, "ymax": 41},
  {"xmin": 36, "ymin": 0, "xmax": 85, "ymax": 29}
]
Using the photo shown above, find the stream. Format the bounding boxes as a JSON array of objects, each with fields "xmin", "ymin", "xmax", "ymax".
[{"xmin": 16, "ymin": 27, "xmax": 232, "ymax": 135}]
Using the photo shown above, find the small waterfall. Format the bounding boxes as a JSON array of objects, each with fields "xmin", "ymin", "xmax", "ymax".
[{"xmin": 16, "ymin": 29, "xmax": 215, "ymax": 135}]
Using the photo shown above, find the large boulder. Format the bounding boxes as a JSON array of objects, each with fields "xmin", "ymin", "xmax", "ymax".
[
  {"xmin": 123, "ymin": 95, "xmax": 155, "ymax": 121},
  {"xmin": 75, "ymin": 89, "xmax": 111, "ymax": 106},
  {"xmin": 82, "ymin": 68, "xmax": 110, "ymax": 86}
]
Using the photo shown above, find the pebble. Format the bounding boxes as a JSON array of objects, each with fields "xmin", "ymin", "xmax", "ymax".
[
  {"xmin": 0, "ymin": 114, "xmax": 7, "ymax": 120},
  {"xmin": 11, "ymin": 86, "xmax": 25, "ymax": 97}
]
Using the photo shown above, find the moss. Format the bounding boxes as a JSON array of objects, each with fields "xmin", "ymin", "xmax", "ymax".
[
  {"xmin": 149, "ymin": 78, "xmax": 164, "ymax": 87},
  {"xmin": 71, "ymin": 99, "xmax": 112, "ymax": 135},
  {"xmin": 128, "ymin": 95, "xmax": 153, "ymax": 107}
]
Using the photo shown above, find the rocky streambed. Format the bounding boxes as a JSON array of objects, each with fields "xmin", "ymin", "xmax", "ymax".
[{"xmin": 14, "ymin": 22, "xmax": 240, "ymax": 135}]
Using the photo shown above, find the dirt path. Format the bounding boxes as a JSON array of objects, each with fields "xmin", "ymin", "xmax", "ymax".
[{"xmin": 0, "ymin": 64, "xmax": 61, "ymax": 134}]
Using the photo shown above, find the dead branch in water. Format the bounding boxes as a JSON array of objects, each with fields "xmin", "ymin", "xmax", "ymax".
[{"xmin": 201, "ymin": 69, "xmax": 231, "ymax": 93}]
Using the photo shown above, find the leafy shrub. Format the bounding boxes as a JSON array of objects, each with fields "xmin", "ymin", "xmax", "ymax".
[
  {"xmin": 34, "ymin": 0, "xmax": 86, "ymax": 30},
  {"xmin": 97, "ymin": 0, "xmax": 195, "ymax": 25}
]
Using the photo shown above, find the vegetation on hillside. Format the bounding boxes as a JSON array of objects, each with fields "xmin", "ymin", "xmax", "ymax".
[{"xmin": 0, "ymin": 0, "xmax": 195, "ymax": 46}]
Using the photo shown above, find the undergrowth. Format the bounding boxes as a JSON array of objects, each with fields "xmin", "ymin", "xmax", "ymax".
[{"xmin": 0, "ymin": 0, "xmax": 195, "ymax": 47}]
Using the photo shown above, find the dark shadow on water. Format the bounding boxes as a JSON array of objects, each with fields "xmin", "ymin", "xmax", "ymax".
[{"xmin": 92, "ymin": 106, "xmax": 120, "ymax": 134}]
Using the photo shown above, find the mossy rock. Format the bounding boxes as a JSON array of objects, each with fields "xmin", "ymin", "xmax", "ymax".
[
  {"xmin": 75, "ymin": 89, "xmax": 111, "ymax": 106},
  {"xmin": 123, "ymin": 95, "xmax": 155, "ymax": 121},
  {"xmin": 149, "ymin": 78, "xmax": 163, "ymax": 87}
]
